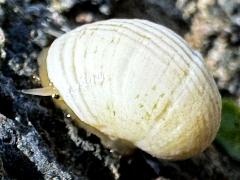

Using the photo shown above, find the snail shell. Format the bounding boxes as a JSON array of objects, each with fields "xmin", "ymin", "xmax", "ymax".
[{"xmin": 43, "ymin": 19, "xmax": 221, "ymax": 160}]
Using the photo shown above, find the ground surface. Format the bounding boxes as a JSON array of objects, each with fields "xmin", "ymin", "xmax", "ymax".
[{"xmin": 0, "ymin": 0, "xmax": 240, "ymax": 179}]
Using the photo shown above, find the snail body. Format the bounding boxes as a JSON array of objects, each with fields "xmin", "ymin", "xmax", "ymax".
[{"xmin": 25, "ymin": 19, "xmax": 221, "ymax": 160}]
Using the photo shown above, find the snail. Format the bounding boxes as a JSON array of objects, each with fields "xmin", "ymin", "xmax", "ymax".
[{"xmin": 23, "ymin": 19, "xmax": 221, "ymax": 160}]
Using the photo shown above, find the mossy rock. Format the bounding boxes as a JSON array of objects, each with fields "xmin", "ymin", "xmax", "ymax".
[{"xmin": 216, "ymin": 98, "xmax": 240, "ymax": 161}]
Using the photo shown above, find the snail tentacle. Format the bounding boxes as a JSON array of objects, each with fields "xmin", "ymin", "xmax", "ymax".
[{"xmin": 21, "ymin": 86, "xmax": 58, "ymax": 97}]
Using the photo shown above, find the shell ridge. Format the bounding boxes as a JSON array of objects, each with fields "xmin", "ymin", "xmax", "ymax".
[
  {"xmin": 133, "ymin": 19, "xmax": 220, "ymax": 118},
  {"xmin": 136, "ymin": 66, "xmax": 191, "ymax": 149},
  {"xmin": 70, "ymin": 19, "xmax": 217, "ymax": 114},
  {"xmin": 118, "ymin": 19, "xmax": 219, "ymax": 125},
  {"xmin": 115, "ymin": 20, "xmax": 218, "ymax": 99},
  {"xmin": 72, "ymin": 29, "xmax": 100, "ymax": 125},
  {"xmin": 136, "ymin": 61, "xmax": 214, "ymax": 157},
  {"xmin": 57, "ymin": 30, "xmax": 95, "ymax": 124},
  {"xmin": 58, "ymin": 34, "xmax": 87, "ymax": 120},
  {"xmin": 88, "ymin": 23, "xmax": 165, "ymax": 141},
  {"xmin": 86, "ymin": 22, "xmax": 217, "ymax": 123},
  {"xmin": 132, "ymin": 60, "xmax": 176, "ymax": 143},
  {"xmin": 192, "ymin": 54, "xmax": 221, "ymax": 135},
  {"xmin": 80, "ymin": 23, "xmax": 216, "ymax": 143},
  {"xmin": 49, "ymin": 34, "xmax": 85, "ymax": 119},
  {"xmin": 67, "ymin": 31, "xmax": 92, "ymax": 122}
]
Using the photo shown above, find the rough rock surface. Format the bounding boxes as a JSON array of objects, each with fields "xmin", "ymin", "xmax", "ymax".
[{"xmin": 0, "ymin": 0, "xmax": 240, "ymax": 179}]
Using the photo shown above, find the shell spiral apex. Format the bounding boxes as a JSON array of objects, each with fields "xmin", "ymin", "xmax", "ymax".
[{"xmin": 44, "ymin": 19, "xmax": 221, "ymax": 160}]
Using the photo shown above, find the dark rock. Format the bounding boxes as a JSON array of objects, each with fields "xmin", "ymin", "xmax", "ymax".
[
  {"xmin": 0, "ymin": 113, "xmax": 76, "ymax": 179},
  {"xmin": 113, "ymin": 0, "xmax": 189, "ymax": 36},
  {"xmin": 0, "ymin": 71, "xmax": 114, "ymax": 179},
  {"xmin": 218, "ymin": 0, "xmax": 240, "ymax": 26},
  {"xmin": 184, "ymin": 0, "xmax": 240, "ymax": 97}
]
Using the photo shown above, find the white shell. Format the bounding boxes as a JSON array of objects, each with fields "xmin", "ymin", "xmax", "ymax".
[{"xmin": 46, "ymin": 19, "xmax": 221, "ymax": 160}]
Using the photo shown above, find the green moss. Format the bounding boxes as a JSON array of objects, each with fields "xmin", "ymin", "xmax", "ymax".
[
  {"xmin": 152, "ymin": 103, "xmax": 158, "ymax": 110},
  {"xmin": 139, "ymin": 104, "xmax": 144, "ymax": 108},
  {"xmin": 135, "ymin": 94, "xmax": 140, "ymax": 99},
  {"xmin": 144, "ymin": 112, "xmax": 151, "ymax": 120},
  {"xmin": 216, "ymin": 98, "xmax": 240, "ymax": 161},
  {"xmin": 152, "ymin": 85, "xmax": 156, "ymax": 91}
]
